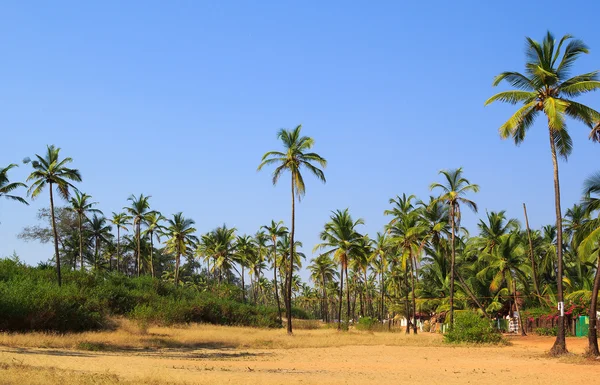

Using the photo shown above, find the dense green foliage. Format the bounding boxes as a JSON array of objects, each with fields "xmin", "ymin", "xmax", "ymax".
[
  {"xmin": 444, "ymin": 311, "xmax": 504, "ymax": 344},
  {"xmin": 0, "ymin": 259, "xmax": 281, "ymax": 332}
]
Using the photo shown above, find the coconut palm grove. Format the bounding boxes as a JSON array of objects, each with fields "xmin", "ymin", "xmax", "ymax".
[{"xmin": 1, "ymin": 3, "xmax": 600, "ymax": 384}]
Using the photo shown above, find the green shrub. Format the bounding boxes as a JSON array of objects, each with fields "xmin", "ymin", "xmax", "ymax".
[
  {"xmin": 444, "ymin": 311, "xmax": 505, "ymax": 344},
  {"xmin": 534, "ymin": 326, "xmax": 557, "ymax": 336},
  {"xmin": 355, "ymin": 317, "xmax": 377, "ymax": 331}
]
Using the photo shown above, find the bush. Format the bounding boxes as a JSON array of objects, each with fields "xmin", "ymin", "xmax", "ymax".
[
  {"xmin": 355, "ymin": 317, "xmax": 377, "ymax": 331},
  {"xmin": 534, "ymin": 327, "xmax": 557, "ymax": 336},
  {"xmin": 444, "ymin": 311, "xmax": 505, "ymax": 344}
]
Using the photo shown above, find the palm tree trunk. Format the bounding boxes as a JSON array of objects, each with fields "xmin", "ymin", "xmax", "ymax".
[
  {"xmin": 79, "ymin": 214, "xmax": 84, "ymax": 271},
  {"xmin": 404, "ymin": 259, "xmax": 410, "ymax": 334},
  {"xmin": 287, "ymin": 177, "xmax": 295, "ymax": 334},
  {"xmin": 410, "ymin": 249, "xmax": 418, "ymax": 334},
  {"xmin": 338, "ymin": 264, "xmax": 344, "ymax": 330},
  {"xmin": 588, "ymin": 252, "xmax": 600, "ymax": 356},
  {"xmin": 49, "ymin": 184, "xmax": 62, "ymax": 287},
  {"xmin": 136, "ymin": 221, "xmax": 141, "ymax": 277},
  {"xmin": 175, "ymin": 246, "xmax": 181, "ymax": 287},
  {"xmin": 449, "ymin": 205, "xmax": 456, "ymax": 328},
  {"xmin": 322, "ymin": 272, "xmax": 328, "ymax": 323},
  {"xmin": 455, "ymin": 271, "xmax": 489, "ymax": 318},
  {"xmin": 548, "ymin": 128, "xmax": 567, "ymax": 355},
  {"xmin": 272, "ymin": 239, "xmax": 282, "ymax": 323},
  {"xmin": 346, "ymin": 264, "xmax": 351, "ymax": 324},
  {"xmin": 363, "ymin": 270, "xmax": 371, "ymax": 318},
  {"xmin": 380, "ymin": 268, "xmax": 385, "ymax": 321},
  {"xmin": 116, "ymin": 227, "xmax": 121, "ymax": 273},
  {"xmin": 241, "ymin": 264, "xmax": 246, "ymax": 302},
  {"xmin": 94, "ymin": 237, "xmax": 99, "ymax": 270},
  {"xmin": 523, "ymin": 203, "xmax": 543, "ymax": 304},
  {"xmin": 150, "ymin": 233, "xmax": 155, "ymax": 278},
  {"xmin": 513, "ymin": 280, "xmax": 526, "ymax": 336}
]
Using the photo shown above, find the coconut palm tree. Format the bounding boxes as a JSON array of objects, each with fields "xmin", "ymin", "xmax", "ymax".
[
  {"xmin": 371, "ymin": 232, "xmax": 390, "ymax": 321},
  {"xmin": 262, "ymin": 220, "xmax": 288, "ymax": 323},
  {"xmin": 89, "ymin": 214, "xmax": 113, "ymax": 270},
  {"xmin": 26, "ymin": 145, "xmax": 81, "ymax": 286},
  {"xmin": 485, "ymin": 32, "xmax": 600, "ymax": 355},
  {"xmin": 578, "ymin": 172, "xmax": 600, "ymax": 356},
  {"xmin": 66, "ymin": 191, "xmax": 101, "ymax": 271},
  {"xmin": 110, "ymin": 212, "xmax": 130, "ymax": 273},
  {"xmin": 124, "ymin": 194, "xmax": 153, "ymax": 277},
  {"xmin": 143, "ymin": 212, "xmax": 165, "ymax": 278},
  {"xmin": 308, "ymin": 254, "xmax": 338, "ymax": 322},
  {"xmin": 430, "ymin": 167, "xmax": 479, "ymax": 327},
  {"xmin": 258, "ymin": 125, "xmax": 327, "ymax": 334},
  {"xmin": 314, "ymin": 208, "xmax": 364, "ymax": 330},
  {"xmin": 234, "ymin": 235, "xmax": 257, "ymax": 302},
  {"xmin": 0, "ymin": 164, "xmax": 28, "ymax": 207},
  {"xmin": 253, "ymin": 230, "xmax": 269, "ymax": 303},
  {"xmin": 163, "ymin": 212, "xmax": 198, "ymax": 287}
]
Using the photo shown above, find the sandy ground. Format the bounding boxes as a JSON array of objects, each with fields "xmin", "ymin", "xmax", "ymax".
[{"xmin": 0, "ymin": 334, "xmax": 598, "ymax": 384}]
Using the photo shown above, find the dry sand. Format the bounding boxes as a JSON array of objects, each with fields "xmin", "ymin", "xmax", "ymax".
[{"xmin": 0, "ymin": 327, "xmax": 598, "ymax": 385}]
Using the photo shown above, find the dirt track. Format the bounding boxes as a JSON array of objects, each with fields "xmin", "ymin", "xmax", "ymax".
[{"xmin": 0, "ymin": 335, "xmax": 598, "ymax": 384}]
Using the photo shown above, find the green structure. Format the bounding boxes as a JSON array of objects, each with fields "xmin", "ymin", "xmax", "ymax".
[{"xmin": 575, "ymin": 316, "xmax": 589, "ymax": 337}]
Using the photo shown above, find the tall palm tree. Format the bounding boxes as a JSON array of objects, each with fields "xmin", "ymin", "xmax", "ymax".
[
  {"xmin": 262, "ymin": 220, "xmax": 288, "ymax": 323},
  {"xmin": 143, "ymin": 212, "xmax": 165, "ymax": 278},
  {"xmin": 163, "ymin": 212, "xmax": 198, "ymax": 287},
  {"xmin": 0, "ymin": 164, "xmax": 28, "ymax": 206},
  {"xmin": 485, "ymin": 32, "xmax": 600, "ymax": 355},
  {"xmin": 314, "ymin": 208, "xmax": 364, "ymax": 330},
  {"xmin": 26, "ymin": 145, "xmax": 81, "ymax": 286},
  {"xmin": 308, "ymin": 254, "xmax": 338, "ymax": 322},
  {"xmin": 110, "ymin": 212, "xmax": 130, "ymax": 273},
  {"xmin": 124, "ymin": 194, "xmax": 153, "ymax": 277},
  {"xmin": 89, "ymin": 214, "xmax": 112, "ymax": 270},
  {"xmin": 430, "ymin": 167, "xmax": 479, "ymax": 327},
  {"xmin": 258, "ymin": 125, "xmax": 327, "ymax": 334},
  {"xmin": 67, "ymin": 191, "xmax": 101, "ymax": 271},
  {"xmin": 578, "ymin": 172, "xmax": 600, "ymax": 356},
  {"xmin": 235, "ymin": 235, "xmax": 257, "ymax": 302}
]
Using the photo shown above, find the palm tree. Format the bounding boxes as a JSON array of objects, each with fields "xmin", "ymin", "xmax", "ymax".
[
  {"xmin": 26, "ymin": 145, "xmax": 81, "ymax": 286},
  {"xmin": 485, "ymin": 32, "xmax": 600, "ymax": 355},
  {"xmin": 0, "ymin": 164, "xmax": 28, "ymax": 207},
  {"xmin": 314, "ymin": 208, "xmax": 364, "ymax": 330},
  {"xmin": 66, "ymin": 191, "xmax": 101, "ymax": 271},
  {"xmin": 258, "ymin": 125, "xmax": 327, "ymax": 334},
  {"xmin": 262, "ymin": 220, "xmax": 288, "ymax": 323},
  {"xmin": 163, "ymin": 212, "xmax": 198, "ymax": 287},
  {"xmin": 308, "ymin": 254, "xmax": 338, "ymax": 322},
  {"xmin": 143, "ymin": 212, "xmax": 165, "ymax": 278},
  {"xmin": 578, "ymin": 172, "xmax": 600, "ymax": 356},
  {"xmin": 110, "ymin": 212, "xmax": 130, "ymax": 273},
  {"xmin": 89, "ymin": 214, "xmax": 112, "ymax": 270},
  {"xmin": 235, "ymin": 235, "xmax": 257, "ymax": 302},
  {"xmin": 371, "ymin": 232, "xmax": 390, "ymax": 321},
  {"xmin": 430, "ymin": 167, "xmax": 479, "ymax": 327},
  {"xmin": 124, "ymin": 194, "xmax": 153, "ymax": 277},
  {"xmin": 253, "ymin": 230, "xmax": 269, "ymax": 303}
]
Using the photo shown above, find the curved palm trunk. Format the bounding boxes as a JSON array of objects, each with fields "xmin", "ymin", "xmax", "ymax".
[
  {"xmin": 286, "ymin": 177, "xmax": 295, "ymax": 334},
  {"xmin": 588, "ymin": 252, "xmax": 600, "ymax": 356},
  {"xmin": 449, "ymin": 205, "xmax": 456, "ymax": 328},
  {"xmin": 455, "ymin": 271, "xmax": 489, "ymax": 318},
  {"xmin": 548, "ymin": 128, "xmax": 567, "ymax": 355},
  {"xmin": 338, "ymin": 263, "xmax": 344, "ymax": 330},
  {"xmin": 272, "ymin": 238, "xmax": 282, "ymax": 323},
  {"xmin": 523, "ymin": 203, "xmax": 543, "ymax": 304},
  {"xmin": 79, "ymin": 214, "xmax": 84, "ymax": 271},
  {"xmin": 49, "ymin": 184, "xmax": 62, "ymax": 287},
  {"xmin": 136, "ymin": 221, "xmax": 141, "ymax": 277}
]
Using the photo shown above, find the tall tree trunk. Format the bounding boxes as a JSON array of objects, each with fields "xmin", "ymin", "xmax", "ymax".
[
  {"xmin": 272, "ymin": 238, "xmax": 282, "ymax": 323},
  {"xmin": 79, "ymin": 214, "xmax": 84, "ymax": 271},
  {"xmin": 346, "ymin": 264, "xmax": 351, "ymax": 324},
  {"xmin": 174, "ymin": 246, "xmax": 181, "ymax": 287},
  {"xmin": 404, "ymin": 258, "xmax": 411, "ymax": 334},
  {"xmin": 322, "ymin": 272, "xmax": 329, "ymax": 323},
  {"xmin": 410, "ymin": 248, "xmax": 418, "ymax": 334},
  {"xmin": 94, "ymin": 237, "xmax": 99, "ymax": 270},
  {"xmin": 523, "ymin": 203, "xmax": 543, "ymax": 304},
  {"xmin": 364, "ymin": 270, "xmax": 371, "ymax": 318},
  {"xmin": 116, "ymin": 227, "xmax": 121, "ymax": 273},
  {"xmin": 241, "ymin": 264, "xmax": 246, "ymax": 302},
  {"xmin": 548, "ymin": 128, "xmax": 567, "ymax": 355},
  {"xmin": 455, "ymin": 271, "xmax": 489, "ymax": 318},
  {"xmin": 338, "ymin": 263, "xmax": 344, "ymax": 330},
  {"xmin": 136, "ymin": 221, "xmax": 141, "ymax": 277},
  {"xmin": 150, "ymin": 233, "xmax": 155, "ymax": 278},
  {"xmin": 287, "ymin": 177, "xmax": 295, "ymax": 334},
  {"xmin": 49, "ymin": 183, "xmax": 62, "ymax": 287},
  {"xmin": 513, "ymin": 280, "xmax": 527, "ymax": 336},
  {"xmin": 588, "ymin": 252, "xmax": 600, "ymax": 356},
  {"xmin": 449, "ymin": 205, "xmax": 456, "ymax": 328},
  {"xmin": 380, "ymin": 268, "xmax": 385, "ymax": 321}
]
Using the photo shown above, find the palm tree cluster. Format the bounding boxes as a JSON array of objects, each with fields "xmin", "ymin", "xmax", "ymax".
[{"xmin": 1, "ymin": 32, "xmax": 600, "ymax": 356}]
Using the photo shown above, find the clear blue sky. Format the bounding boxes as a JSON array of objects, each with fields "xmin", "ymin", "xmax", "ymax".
[{"xmin": 1, "ymin": 1, "xmax": 599, "ymax": 283}]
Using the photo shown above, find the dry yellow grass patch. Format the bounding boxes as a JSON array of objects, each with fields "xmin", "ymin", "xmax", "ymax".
[{"xmin": 0, "ymin": 318, "xmax": 443, "ymax": 351}]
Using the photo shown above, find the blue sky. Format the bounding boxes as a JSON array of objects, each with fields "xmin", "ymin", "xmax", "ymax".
[{"xmin": 1, "ymin": 1, "xmax": 599, "ymax": 282}]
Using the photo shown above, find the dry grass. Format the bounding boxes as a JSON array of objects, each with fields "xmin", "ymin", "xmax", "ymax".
[
  {"xmin": 0, "ymin": 318, "xmax": 443, "ymax": 351},
  {"xmin": 0, "ymin": 361, "xmax": 186, "ymax": 385}
]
